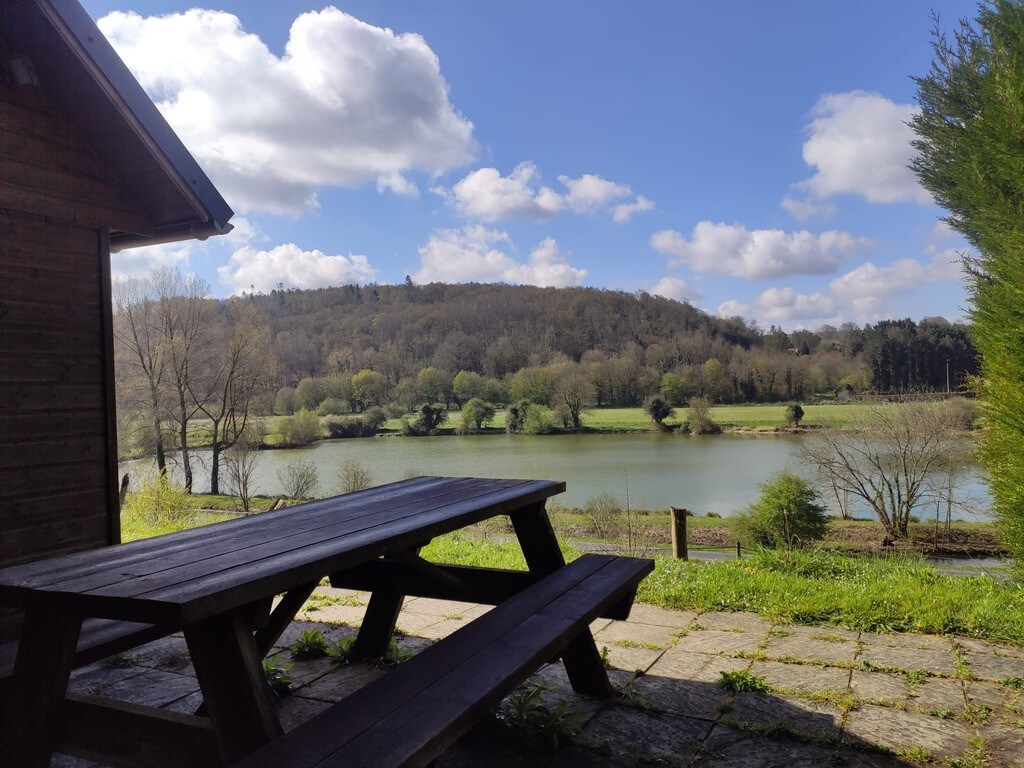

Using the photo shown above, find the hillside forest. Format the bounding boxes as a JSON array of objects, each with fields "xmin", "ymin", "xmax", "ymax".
[{"xmin": 114, "ymin": 273, "xmax": 978, "ymax": 477}]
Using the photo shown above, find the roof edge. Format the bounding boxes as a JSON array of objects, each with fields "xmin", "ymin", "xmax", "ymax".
[{"xmin": 37, "ymin": 0, "xmax": 234, "ymax": 242}]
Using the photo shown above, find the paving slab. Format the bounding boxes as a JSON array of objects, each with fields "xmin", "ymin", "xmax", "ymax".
[
  {"xmin": 695, "ymin": 611, "xmax": 772, "ymax": 633},
  {"xmin": 965, "ymin": 680, "xmax": 1024, "ymax": 724},
  {"xmin": 906, "ymin": 677, "xmax": 966, "ymax": 713},
  {"xmin": 973, "ymin": 722, "xmax": 1024, "ymax": 768},
  {"xmin": 594, "ymin": 619, "xmax": 680, "ymax": 650},
  {"xmin": 771, "ymin": 625, "xmax": 860, "ymax": 642},
  {"xmin": 761, "ymin": 633, "xmax": 859, "ymax": 665},
  {"xmin": 858, "ymin": 632, "xmax": 953, "ymax": 651},
  {"xmin": 857, "ymin": 644, "xmax": 958, "ymax": 676},
  {"xmin": 87, "ymin": 667, "xmax": 199, "ymax": 710},
  {"xmin": 623, "ymin": 604, "xmax": 697, "ymax": 629},
  {"xmin": 68, "ymin": 662, "xmax": 147, "ymax": 694},
  {"xmin": 725, "ymin": 691, "xmax": 844, "ymax": 741},
  {"xmin": 647, "ymin": 649, "xmax": 752, "ymax": 684},
  {"xmin": 843, "ymin": 703, "xmax": 973, "ymax": 760},
  {"xmin": 695, "ymin": 723, "xmax": 853, "ymax": 767},
  {"xmin": 296, "ymin": 603, "xmax": 365, "ymax": 625},
  {"xmin": 297, "ymin": 661, "xmax": 386, "ymax": 702},
  {"xmin": 671, "ymin": 628, "xmax": 767, "ymax": 656},
  {"xmin": 277, "ymin": 694, "xmax": 333, "ymax": 732},
  {"xmin": 848, "ymin": 670, "xmax": 910, "ymax": 706},
  {"xmin": 748, "ymin": 659, "xmax": 851, "ymax": 695},
  {"xmin": 575, "ymin": 704, "xmax": 710, "ymax": 763},
  {"xmin": 599, "ymin": 641, "xmax": 663, "ymax": 674},
  {"xmin": 531, "ymin": 660, "xmax": 636, "ymax": 694},
  {"xmin": 962, "ymin": 650, "xmax": 1024, "ymax": 682},
  {"xmin": 628, "ymin": 669, "xmax": 733, "ymax": 721}
]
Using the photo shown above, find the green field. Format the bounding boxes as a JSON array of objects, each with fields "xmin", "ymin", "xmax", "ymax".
[{"xmin": 381, "ymin": 402, "xmax": 870, "ymax": 434}]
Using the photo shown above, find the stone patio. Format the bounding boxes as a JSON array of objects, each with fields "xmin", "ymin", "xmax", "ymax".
[{"xmin": 53, "ymin": 588, "xmax": 1024, "ymax": 767}]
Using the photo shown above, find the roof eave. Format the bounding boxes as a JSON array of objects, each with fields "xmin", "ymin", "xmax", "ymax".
[{"xmin": 37, "ymin": 0, "xmax": 234, "ymax": 242}]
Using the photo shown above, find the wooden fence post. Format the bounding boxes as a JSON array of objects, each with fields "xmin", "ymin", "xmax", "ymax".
[{"xmin": 669, "ymin": 507, "xmax": 688, "ymax": 560}]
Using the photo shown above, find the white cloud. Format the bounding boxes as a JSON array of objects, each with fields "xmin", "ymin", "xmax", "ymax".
[
  {"xmin": 797, "ymin": 91, "xmax": 929, "ymax": 205},
  {"xmin": 780, "ymin": 196, "xmax": 836, "ymax": 222},
  {"xmin": 559, "ymin": 173, "xmax": 630, "ymax": 213},
  {"xmin": 717, "ymin": 248, "xmax": 968, "ymax": 328},
  {"xmin": 440, "ymin": 164, "xmax": 652, "ymax": 223},
  {"xmin": 414, "ymin": 227, "xmax": 586, "ymax": 287},
  {"xmin": 218, "ymin": 243, "xmax": 377, "ymax": 293},
  {"xmin": 612, "ymin": 195, "xmax": 655, "ymax": 223},
  {"xmin": 651, "ymin": 222, "xmax": 872, "ymax": 280},
  {"xmin": 503, "ymin": 238, "xmax": 588, "ymax": 287},
  {"xmin": 99, "ymin": 8, "xmax": 476, "ymax": 214},
  {"xmin": 376, "ymin": 171, "xmax": 419, "ymax": 198},
  {"xmin": 111, "ymin": 241, "xmax": 194, "ymax": 278},
  {"xmin": 716, "ymin": 299, "xmax": 751, "ymax": 319},
  {"xmin": 651, "ymin": 276, "xmax": 701, "ymax": 303},
  {"xmin": 444, "ymin": 163, "xmax": 563, "ymax": 221}
]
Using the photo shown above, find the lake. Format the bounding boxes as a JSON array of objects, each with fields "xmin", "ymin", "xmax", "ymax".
[{"xmin": 123, "ymin": 433, "xmax": 993, "ymax": 521}]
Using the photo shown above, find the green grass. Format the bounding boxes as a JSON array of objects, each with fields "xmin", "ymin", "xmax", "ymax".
[
  {"xmin": 120, "ymin": 505, "xmax": 1023, "ymax": 648},
  {"xmin": 639, "ymin": 548, "xmax": 1024, "ymax": 646}
]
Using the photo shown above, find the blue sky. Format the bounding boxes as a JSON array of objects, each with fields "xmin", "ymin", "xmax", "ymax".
[{"xmin": 82, "ymin": 0, "xmax": 978, "ymax": 329}]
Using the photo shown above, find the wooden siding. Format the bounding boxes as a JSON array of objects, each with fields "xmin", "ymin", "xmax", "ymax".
[{"xmin": 0, "ymin": 81, "xmax": 140, "ymax": 640}]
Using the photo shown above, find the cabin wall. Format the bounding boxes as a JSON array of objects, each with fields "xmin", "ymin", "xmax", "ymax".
[{"xmin": 0, "ymin": 82, "xmax": 130, "ymax": 641}]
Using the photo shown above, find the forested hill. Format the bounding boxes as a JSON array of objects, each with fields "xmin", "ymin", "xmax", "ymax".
[
  {"xmin": 243, "ymin": 282, "xmax": 976, "ymax": 402},
  {"xmin": 250, "ymin": 283, "xmax": 760, "ymax": 381}
]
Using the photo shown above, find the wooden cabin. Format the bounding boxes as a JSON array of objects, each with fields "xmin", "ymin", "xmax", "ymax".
[{"xmin": 0, "ymin": 0, "xmax": 233, "ymax": 641}]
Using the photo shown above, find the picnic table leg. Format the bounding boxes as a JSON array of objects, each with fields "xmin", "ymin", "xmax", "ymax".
[
  {"xmin": 510, "ymin": 502, "xmax": 613, "ymax": 698},
  {"xmin": 0, "ymin": 610, "xmax": 82, "ymax": 768},
  {"xmin": 185, "ymin": 605, "xmax": 283, "ymax": 763},
  {"xmin": 349, "ymin": 547, "xmax": 422, "ymax": 661}
]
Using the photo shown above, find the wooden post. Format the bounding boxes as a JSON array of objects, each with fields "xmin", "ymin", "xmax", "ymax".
[
  {"xmin": 669, "ymin": 507, "xmax": 688, "ymax": 560},
  {"xmin": 737, "ymin": 541, "xmax": 742, "ymax": 559}
]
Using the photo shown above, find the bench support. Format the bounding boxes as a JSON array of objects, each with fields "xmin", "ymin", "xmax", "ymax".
[
  {"xmin": 349, "ymin": 546, "xmax": 424, "ymax": 661},
  {"xmin": 510, "ymin": 503, "xmax": 613, "ymax": 698},
  {"xmin": 0, "ymin": 610, "xmax": 83, "ymax": 768},
  {"xmin": 185, "ymin": 606, "xmax": 283, "ymax": 763}
]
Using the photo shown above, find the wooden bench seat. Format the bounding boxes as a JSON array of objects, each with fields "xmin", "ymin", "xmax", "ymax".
[
  {"xmin": 0, "ymin": 618, "xmax": 165, "ymax": 685},
  {"xmin": 232, "ymin": 553, "xmax": 654, "ymax": 768}
]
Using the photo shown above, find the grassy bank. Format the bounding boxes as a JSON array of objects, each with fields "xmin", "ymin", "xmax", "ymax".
[
  {"xmin": 117, "ymin": 499, "xmax": 1022, "ymax": 646},
  {"xmin": 421, "ymin": 533, "xmax": 1024, "ymax": 646}
]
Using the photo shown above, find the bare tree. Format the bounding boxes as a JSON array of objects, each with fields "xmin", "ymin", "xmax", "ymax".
[
  {"xmin": 113, "ymin": 276, "xmax": 168, "ymax": 473},
  {"xmin": 154, "ymin": 268, "xmax": 210, "ymax": 492},
  {"xmin": 223, "ymin": 424, "xmax": 263, "ymax": 513},
  {"xmin": 192, "ymin": 301, "xmax": 273, "ymax": 495},
  {"xmin": 798, "ymin": 400, "xmax": 969, "ymax": 540}
]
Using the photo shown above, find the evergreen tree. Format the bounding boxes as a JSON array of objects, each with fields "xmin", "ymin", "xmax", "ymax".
[{"xmin": 910, "ymin": 0, "xmax": 1024, "ymax": 565}]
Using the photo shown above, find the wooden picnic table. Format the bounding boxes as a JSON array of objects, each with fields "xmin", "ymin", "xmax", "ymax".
[{"xmin": 0, "ymin": 476, "xmax": 650, "ymax": 768}]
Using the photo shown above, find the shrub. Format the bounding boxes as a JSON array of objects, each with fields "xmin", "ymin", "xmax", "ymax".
[
  {"xmin": 362, "ymin": 406, "xmax": 388, "ymax": 432},
  {"xmin": 522, "ymin": 404, "xmax": 556, "ymax": 435},
  {"xmin": 276, "ymin": 408, "xmax": 321, "ymax": 446},
  {"xmin": 784, "ymin": 403, "xmax": 805, "ymax": 427},
  {"xmin": 644, "ymin": 394, "xmax": 675, "ymax": 431},
  {"xmin": 505, "ymin": 399, "xmax": 531, "ymax": 434},
  {"xmin": 581, "ymin": 492, "xmax": 620, "ymax": 538},
  {"xmin": 338, "ymin": 459, "xmax": 374, "ymax": 494},
  {"xmin": 738, "ymin": 471, "xmax": 828, "ymax": 548},
  {"xmin": 277, "ymin": 460, "xmax": 319, "ymax": 499},
  {"xmin": 401, "ymin": 403, "xmax": 447, "ymax": 436},
  {"xmin": 321, "ymin": 416, "xmax": 370, "ymax": 439},
  {"xmin": 687, "ymin": 397, "xmax": 721, "ymax": 434},
  {"xmin": 121, "ymin": 471, "xmax": 197, "ymax": 531},
  {"xmin": 316, "ymin": 397, "xmax": 349, "ymax": 416}
]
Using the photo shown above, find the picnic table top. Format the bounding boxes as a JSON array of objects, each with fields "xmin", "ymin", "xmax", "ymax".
[{"xmin": 0, "ymin": 476, "xmax": 564, "ymax": 626}]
